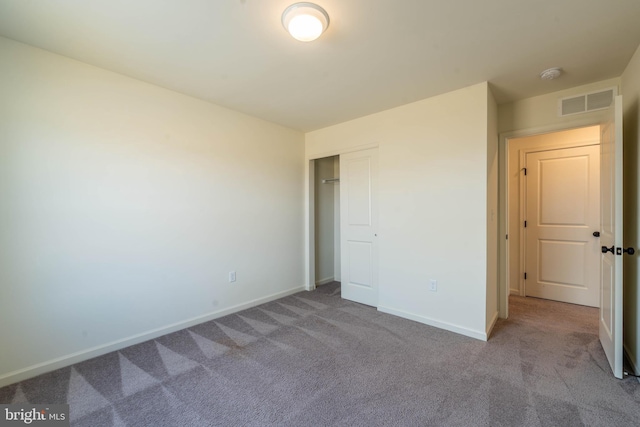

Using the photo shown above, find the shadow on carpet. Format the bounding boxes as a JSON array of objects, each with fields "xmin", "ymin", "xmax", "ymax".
[{"xmin": 1, "ymin": 284, "xmax": 639, "ymax": 426}]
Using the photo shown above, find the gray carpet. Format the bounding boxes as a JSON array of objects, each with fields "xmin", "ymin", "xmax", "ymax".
[{"xmin": 1, "ymin": 282, "xmax": 639, "ymax": 426}]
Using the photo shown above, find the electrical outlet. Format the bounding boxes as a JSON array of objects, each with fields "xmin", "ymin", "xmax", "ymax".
[
  {"xmin": 229, "ymin": 271, "xmax": 236, "ymax": 282},
  {"xmin": 429, "ymin": 279, "xmax": 437, "ymax": 292}
]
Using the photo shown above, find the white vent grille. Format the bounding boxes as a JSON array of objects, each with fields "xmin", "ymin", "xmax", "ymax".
[
  {"xmin": 558, "ymin": 87, "xmax": 616, "ymax": 117},
  {"xmin": 587, "ymin": 90, "xmax": 614, "ymax": 110},
  {"xmin": 561, "ymin": 96, "xmax": 586, "ymax": 115}
]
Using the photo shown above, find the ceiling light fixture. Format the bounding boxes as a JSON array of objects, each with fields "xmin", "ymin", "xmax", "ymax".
[
  {"xmin": 282, "ymin": 2, "xmax": 329, "ymax": 42},
  {"xmin": 540, "ymin": 67, "xmax": 562, "ymax": 80}
]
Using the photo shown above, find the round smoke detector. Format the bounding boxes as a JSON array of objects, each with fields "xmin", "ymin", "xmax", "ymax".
[{"xmin": 540, "ymin": 67, "xmax": 562, "ymax": 80}]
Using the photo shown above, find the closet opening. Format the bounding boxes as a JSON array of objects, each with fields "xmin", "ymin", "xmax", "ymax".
[{"xmin": 313, "ymin": 155, "xmax": 341, "ymax": 289}]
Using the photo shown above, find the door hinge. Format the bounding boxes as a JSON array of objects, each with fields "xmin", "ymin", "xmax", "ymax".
[
  {"xmin": 523, "ymin": 168, "xmax": 527, "ymax": 176},
  {"xmin": 506, "ymin": 234, "xmax": 509, "ymax": 240},
  {"xmin": 524, "ymin": 272, "xmax": 527, "ymax": 280},
  {"xmin": 524, "ymin": 220, "xmax": 527, "ymax": 228}
]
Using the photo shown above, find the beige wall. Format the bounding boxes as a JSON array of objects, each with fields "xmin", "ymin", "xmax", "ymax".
[
  {"xmin": 506, "ymin": 127, "xmax": 600, "ymax": 296},
  {"xmin": 3, "ymin": 30, "xmax": 636, "ymax": 388},
  {"xmin": 621, "ymin": 43, "xmax": 640, "ymax": 374},
  {"xmin": 0, "ymin": 37, "xmax": 305, "ymax": 386},
  {"xmin": 307, "ymin": 82, "xmax": 495, "ymax": 340}
]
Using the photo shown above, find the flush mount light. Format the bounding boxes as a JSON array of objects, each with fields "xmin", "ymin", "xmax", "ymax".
[
  {"xmin": 540, "ymin": 67, "xmax": 562, "ymax": 80},
  {"xmin": 282, "ymin": 2, "xmax": 329, "ymax": 42}
]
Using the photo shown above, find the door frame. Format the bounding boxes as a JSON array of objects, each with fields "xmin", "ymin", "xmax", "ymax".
[
  {"xmin": 305, "ymin": 143, "xmax": 379, "ymax": 291},
  {"xmin": 499, "ymin": 118, "xmax": 603, "ymax": 318}
]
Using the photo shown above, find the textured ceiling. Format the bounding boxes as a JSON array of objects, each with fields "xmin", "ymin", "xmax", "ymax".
[{"xmin": 1, "ymin": 0, "xmax": 639, "ymax": 131}]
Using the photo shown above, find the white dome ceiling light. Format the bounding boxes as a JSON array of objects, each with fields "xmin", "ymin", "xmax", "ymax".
[
  {"xmin": 540, "ymin": 67, "xmax": 562, "ymax": 80},
  {"xmin": 282, "ymin": 2, "xmax": 330, "ymax": 42}
]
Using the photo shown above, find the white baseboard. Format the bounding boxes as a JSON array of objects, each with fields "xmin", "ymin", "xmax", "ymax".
[
  {"xmin": 486, "ymin": 311, "xmax": 499, "ymax": 340},
  {"xmin": 0, "ymin": 286, "xmax": 306, "ymax": 388},
  {"xmin": 509, "ymin": 288, "xmax": 521, "ymax": 296},
  {"xmin": 377, "ymin": 305, "xmax": 488, "ymax": 341},
  {"xmin": 315, "ymin": 276, "xmax": 335, "ymax": 286}
]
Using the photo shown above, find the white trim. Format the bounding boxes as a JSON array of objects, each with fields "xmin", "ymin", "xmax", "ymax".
[
  {"xmin": 377, "ymin": 305, "xmax": 488, "ymax": 341},
  {"xmin": 333, "ymin": 156, "xmax": 341, "ymax": 282},
  {"xmin": 518, "ymin": 149, "xmax": 526, "ymax": 297},
  {"xmin": 315, "ymin": 276, "xmax": 335, "ymax": 286},
  {"xmin": 307, "ymin": 142, "xmax": 379, "ymax": 161},
  {"xmin": 486, "ymin": 311, "xmax": 499, "ymax": 339},
  {"xmin": 306, "ymin": 159, "xmax": 316, "ymax": 291},
  {"xmin": 499, "ymin": 125, "xmax": 509, "ymax": 319},
  {"xmin": 0, "ymin": 285, "xmax": 306, "ymax": 388},
  {"xmin": 509, "ymin": 288, "xmax": 521, "ymax": 296},
  {"xmin": 500, "ymin": 117, "xmax": 606, "ymax": 141}
]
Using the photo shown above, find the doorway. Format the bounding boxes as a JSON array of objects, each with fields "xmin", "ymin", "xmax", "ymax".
[
  {"xmin": 506, "ymin": 126, "xmax": 601, "ymax": 305},
  {"xmin": 501, "ymin": 98, "xmax": 625, "ymax": 378},
  {"xmin": 313, "ymin": 155, "xmax": 341, "ymax": 287},
  {"xmin": 308, "ymin": 147, "xmax": 379, "ymax": 307},
  {"xmin": 524, "ymin": 145, "xmax": 600, "ymax": 306}
]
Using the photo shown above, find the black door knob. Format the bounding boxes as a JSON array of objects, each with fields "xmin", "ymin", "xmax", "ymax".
[
  {"xmin": 602, "ymin": 246, "xmax": 614, "ymax": 254},
  {"xmin": 593, "ymin": 231, "xmax": 600, "ymax": 237},
  {"xmin": 623, "ymin": 247, "xmax": 636, "ymax": 255}
]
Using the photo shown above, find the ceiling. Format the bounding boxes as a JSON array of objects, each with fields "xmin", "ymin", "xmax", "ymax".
[{"xmin": 1, "ymin": 0, "xmax": 640, "ymax": 132}]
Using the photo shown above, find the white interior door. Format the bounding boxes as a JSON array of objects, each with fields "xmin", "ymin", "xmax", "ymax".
[
  {"xmin": 599, "ymin": 95, "xmax": 624, "ymax": 379},
  {"xmin": 340, "ymin": 148, "xmax": 378, "ymax": 307},
  {"xmin": 524, "ymin": 145, "xmax": 600, "ymax": 307}
]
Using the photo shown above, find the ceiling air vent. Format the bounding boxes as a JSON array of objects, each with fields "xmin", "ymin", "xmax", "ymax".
[{"xmin": 558, "ymin": 87, "xmax": 617, "ymax": 117}]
